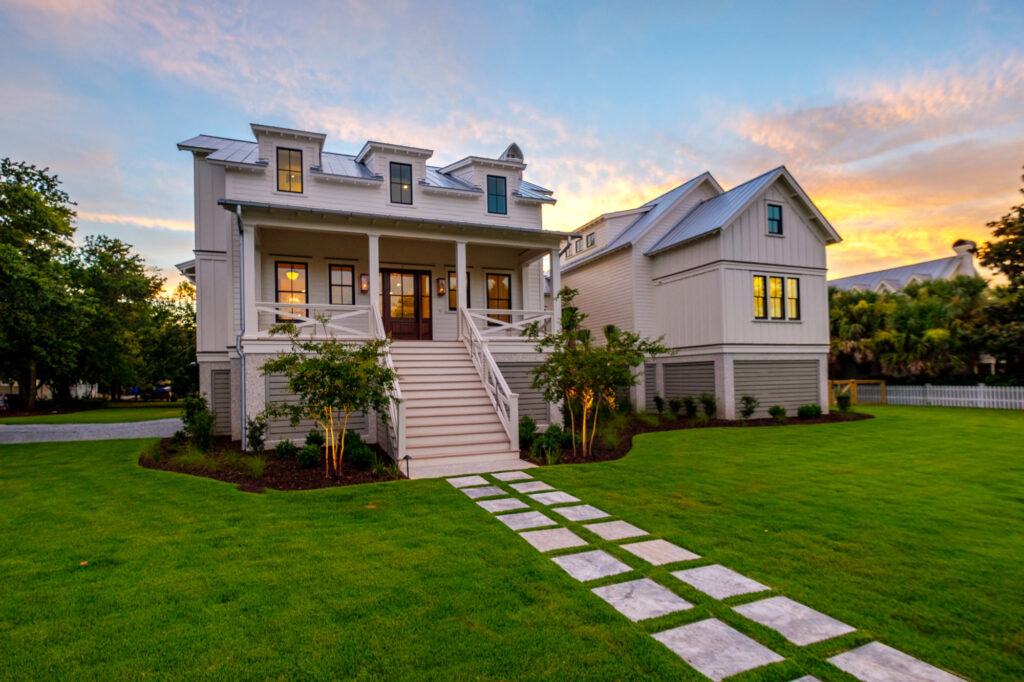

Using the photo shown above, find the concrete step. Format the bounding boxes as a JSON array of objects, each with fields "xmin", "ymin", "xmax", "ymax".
[{"xmin": 404, "ymin": 457, "xmax": 534, "ymax": 479}]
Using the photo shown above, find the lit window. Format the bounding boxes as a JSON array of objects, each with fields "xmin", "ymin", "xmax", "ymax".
[
  {"xmin": 276, "ymin": 262, "xmax": 307, "ymax": 321},
  {"xmin": 448, "ymin": 271, "xmax": 471, "ymax": 311},
  {"xmin": 767, "ymin": 204, "xmax": 783, "ymax": 235},
  {"xmin": 390, "ymin": 162, "xmax": 412, "ymax": 204},
  {"xmin": 753, "ymin": 275, "xmax": 767, "ymax": 320},
  {"xmin": 787, "ymin": 277, "xmax": 800, "ymax": 320},
  {"xmin": 769, "ymin": 276, "xmax": 785, "ymax": 319},
  {"xmin": 329, "ymin": 264, "xmax": 354, "ymax": 305},
  {"xmin": 277, "ymin": 148, "xmax": 302, "ymax": 193},
  {"xmin": 486, "ymin": 273, "xmax": 511, "ymax": 324},
  {"xmin": 487, "ymin": 175, "xmax": 507, "ymax": 214},
  {"xmin": 586, "ymin": 232, "xmax": 595, "ymax": 248}
]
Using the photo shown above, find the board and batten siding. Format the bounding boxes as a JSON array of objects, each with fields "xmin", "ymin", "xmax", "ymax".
[
  {"xmin": 265, "ymin": 374, "xmax": 368, "ymax": 442},
  {"xmin": 733, "ymin": 360, "xmax": 819, "ymax": 416},
  {"xmin": 562, "ymin": 248, "xmax": 634, "ymax": 335},
  {"xmin": 651, "ymin": 267, "xmax": 725, "ymax": 348},
  {"xmin": 210, "ymin": 369, "xmax": 232, "ymax": 435},
  {"xmin": 663, "ymin": 361, "xmax": 716, "ymax": 400},
  {"xmin": 720, "ymin": 266, "xmax": 829, "ymax": 346},
  {"xmin": 498, "ymin": 362, "xmax": 549, "ymax": 423}
]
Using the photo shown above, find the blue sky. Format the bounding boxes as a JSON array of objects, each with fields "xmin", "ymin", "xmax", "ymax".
[{"xmin": 2, "ymin": 0, "xmax": 1023, "ymax": 287}]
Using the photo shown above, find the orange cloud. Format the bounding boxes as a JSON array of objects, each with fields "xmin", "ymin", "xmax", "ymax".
[{"xmin": 78, "ymin": 211, "xmax": 194, "ymax": 232}]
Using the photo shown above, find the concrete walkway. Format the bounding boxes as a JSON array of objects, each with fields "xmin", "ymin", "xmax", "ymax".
[{"xmin": 0, "ymin": 418, "xmax": 182, "ymax": 444}]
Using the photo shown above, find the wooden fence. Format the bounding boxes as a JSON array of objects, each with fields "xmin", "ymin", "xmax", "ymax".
[
  {"xmin": 830, "ymin": 380, "xmax": 1024, "ymax": 410},
  {"xmin": 828, "ymin": 380, "xmax": 886, "ymax": 405}
]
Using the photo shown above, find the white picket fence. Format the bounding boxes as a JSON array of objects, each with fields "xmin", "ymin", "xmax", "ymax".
[{"xmin": 887, "ymin": 384, "xmax": 1024, "ymax": 410}]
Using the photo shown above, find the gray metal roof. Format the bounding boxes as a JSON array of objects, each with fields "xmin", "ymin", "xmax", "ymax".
[
  {"xmin": 178, "ymin": 135, "xmax": 265, "ymax": 167},
  {"xmin": 646, "ymin": 167, "xmax": 783, "ymax": 255},
  {"xmin": 317, "ymin": 151, "xmax": 379, "ymax": 180},
  {"xmin": 829, "ymin": 256, "xmax": 960, "ymax": 291},
  {"xmin": 513, "ymin": 183, "xmax": 557, "ymax": 203},
  {"xmin": 422, "ymin": 166, "xmax": 480, "ymax": 192},
  {"xmin": 520, "ymin": 179, "xmax": 553, "ymax": 195}
]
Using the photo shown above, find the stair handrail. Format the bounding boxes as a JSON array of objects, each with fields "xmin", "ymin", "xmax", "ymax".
[
  {"xmin": 372, "ymin": 303, "xmax": 405, "ymax": 460},
  {"xmin": 458, "ymin": 305, "xmax": 518, "ymax": 448}
]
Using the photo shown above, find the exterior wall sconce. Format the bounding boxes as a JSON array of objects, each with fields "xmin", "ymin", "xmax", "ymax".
[
  {"xmin": 359, "ymin": 274, "xmax": 369, "ymax": 293},
  {"xmin": 436, "ymin": 277, "xmax": 446, "ymax": 296}
]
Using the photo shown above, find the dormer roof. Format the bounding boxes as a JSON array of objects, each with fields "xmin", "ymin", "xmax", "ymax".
[
  {"xmin": 250, "ymin": 123, "xmax": 327, "ymax": 147},
  {"xmin": 354, "ymin": 140, "xmax": 433, "ymax": 164}
]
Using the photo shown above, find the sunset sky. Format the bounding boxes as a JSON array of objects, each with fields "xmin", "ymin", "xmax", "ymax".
[{"xmin": 2, "ymin": 0, "xmax": 1023, "ymax": 287}]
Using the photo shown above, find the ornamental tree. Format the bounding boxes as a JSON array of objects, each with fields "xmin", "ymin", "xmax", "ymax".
[{"xmin": 261, "ymin": 321, "xmax": 397, "ymax": 478}]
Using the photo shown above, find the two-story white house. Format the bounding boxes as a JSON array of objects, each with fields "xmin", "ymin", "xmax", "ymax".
[
  {"xmin": 560, "ymin": 167, "xmax": 842, "ymax": 418},
  {"xmin": 177, "ymin": 124, "xmax": 564, "ymax": 477}
]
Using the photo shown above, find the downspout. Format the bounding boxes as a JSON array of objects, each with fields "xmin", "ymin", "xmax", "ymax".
[{"xmin": 235, "ymin": 205, "xmax": 247, "ymax": 451}]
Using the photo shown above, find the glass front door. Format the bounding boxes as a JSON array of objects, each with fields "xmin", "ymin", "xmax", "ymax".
[{"xmin": 380, "ymin": 269, "xmax": 432, "ymax": 340}]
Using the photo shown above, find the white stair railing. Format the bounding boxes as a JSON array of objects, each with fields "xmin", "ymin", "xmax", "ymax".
[
  {"xmin": 255, "ymin": 302, "xmax": 375, "ymax": 338},
  {"xmin": 372, "ymin": 304, "xmax": 405, "ymax": 461},
  {"xmin": 458, "ymin": 305, "xmax": 519, "ymax": 449},
  {"xmin": 464, "ymin": 308, "xmax": 552, "ymax": 339}
]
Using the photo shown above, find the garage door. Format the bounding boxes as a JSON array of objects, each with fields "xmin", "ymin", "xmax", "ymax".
[
  {"xmin": 733, "ymin": 360, "xmax": 820, "ymax": 416},
  {"xmin": 265, "ymin": 374, "xmax": 367, "ymax": 443}
]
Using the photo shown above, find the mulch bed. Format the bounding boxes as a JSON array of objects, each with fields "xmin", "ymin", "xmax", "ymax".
[
  {"xmin": 522, "ymin": 412, "xmax": 874, "ymax": 465},
  {"xmin": 140, "ymin": 436, "xmax": 399, "ymax": 493}
]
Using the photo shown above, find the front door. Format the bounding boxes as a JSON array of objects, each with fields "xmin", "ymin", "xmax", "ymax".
[{"xmin": 381, "ymin": 270, "xmax": 432, "ymax": 340}]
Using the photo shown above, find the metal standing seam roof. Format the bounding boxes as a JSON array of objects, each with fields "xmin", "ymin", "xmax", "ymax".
[
  {"xmin": 316, "ymin": 151, "xmax": 380, "ymax": 180},
  {"xmin": 828, "ymin": 255, "xmax": 961, "ymax": 291}
]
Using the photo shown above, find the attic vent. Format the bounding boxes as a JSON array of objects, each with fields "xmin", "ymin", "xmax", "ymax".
[{"xmin": 500, "ymin": 143, "xmax": 524, "ymax": 162}]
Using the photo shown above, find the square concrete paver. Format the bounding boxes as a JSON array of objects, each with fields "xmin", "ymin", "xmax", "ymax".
[
  {"xmin": 476, "ymin": 497, "xmax": 529, "ymax": 513},
  {"xmin": 672, "ymin": 564, "xmax": 770, "ymax": 600},
  {"xmin": 829, "ymin": 642, "xmax": 965, "ymax": 682},
  {"xmin": 461, "ymin": 485, "xmax": 505, "ymax": 499},
  {"xmin": 551, "ymin": 549, "xmax": 632, "ymax": 582},
  {"xmin": 621, "ymin": 539, "xmax": 701, "ymax": 566},
  {"xmin": 509, "ymin": 481, "xmax": 554, "ymax": 493},
  {"xmin": 492, "ymin": 470, "xmax": 533, "ymax": 481},
  {"xmin": 529, "ymin": 491, "xmax": 581, "ymax": 505},
  {"xmin": 495, "ymin": 511, "xmax": 557, "ymax": 531},
  {"xmin": 592, "ymin": 578, "xmax": 693, "ymax": 622},
  {"xmin": 552, "ymin": 504, "xmax": 610, "ymax": 522},
  {"xmin": 584, "ymin": 520, "xmax": 648, "ymax": 541},
  {"xmin": 447, "ymin": 475, "xmax": 489, "ymax": 488},
  {"xmin": 652, "ymin": 618, "xmax": 784, "ymax": 681},
  {"xmin": 519, "ymin": 527, "xmax": 587, "ymax": 552},
  {"xmin": 735, "ymin": 596, "xmax": 855, "ymax": 646}
]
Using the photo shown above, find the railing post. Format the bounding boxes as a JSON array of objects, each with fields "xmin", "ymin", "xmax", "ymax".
[{"xmin": 509, "ymin": 394, "xmax": 519, "ymax": 450}]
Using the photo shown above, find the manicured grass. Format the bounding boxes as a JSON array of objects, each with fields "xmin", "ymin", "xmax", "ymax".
[
  {"xmin": 0, "ymin": 402, "xmax": 181, "ymax": 424},
  {"xmin": 0, "ymin": 406, "xmax": 1020, "ymax": 679}
]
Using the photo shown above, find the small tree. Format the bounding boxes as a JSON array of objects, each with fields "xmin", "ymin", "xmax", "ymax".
[
  {"xmin": 261, "ymin": 321, "xmax": 397, "ymax": 479},
  {"xmin": 526, "ymin": 288, "xmax": 666, "ymax": 459}
]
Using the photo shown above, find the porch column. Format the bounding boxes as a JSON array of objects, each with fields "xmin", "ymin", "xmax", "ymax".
[
  {"xmin": 368, "ymin": 234, "xmax": 380, "ymax": 317},
  {"xmin": 549, "ymin": 248, "xmax": 561, "ymax": 333},
  {"xmin": 242, "ymin": 224, "xmax": 258, "ymax": 339},
  {"xmin": 456, "ymin": 240, "xmax": 467, "ymax": 310}
]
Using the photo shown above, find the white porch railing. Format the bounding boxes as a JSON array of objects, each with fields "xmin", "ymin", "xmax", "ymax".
[
  {"xmin": 255, "ymin": 302, "xmax": 376, "ymax": 338},
  {"xmin": 463, "ymin": 308, "xmax": 553, "ymax": 340},
  {"xmin": 458, "ymin": 306, "xmax": 519, "ymax": 448},
  {"xmin": 371, "ymin": 304, "xmax": 406, "ymax": 460}
]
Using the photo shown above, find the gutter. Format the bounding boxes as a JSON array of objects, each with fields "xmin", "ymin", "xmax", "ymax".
[{"xmin": 234, "ymin": 205, "xmax": 247, "ymax": 451}]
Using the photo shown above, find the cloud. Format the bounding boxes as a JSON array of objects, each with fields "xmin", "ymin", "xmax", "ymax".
[{"xmin": 78, "ymin": 211, "xmax": 193, "ymax": 232}]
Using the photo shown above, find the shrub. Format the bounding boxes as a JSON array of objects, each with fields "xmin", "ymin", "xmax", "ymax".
[
  {"xmin": 519, "ymin": 415, "xmax": 537, "ymax": 451},
  {"xmin": 275, "ymin": 439, "xmax": 298, "ymax": 458},
  {"xmin": 682, "ymin": 397, "xmax": 698, "ymax": 419},
  {"xmin": 344, "ymin": 429, "xmax": 375, "ymax": 470},
  {"xmin": 296, "ymin": 444, "xmax": 320, "ymax": 469},
  {"xmin": 597, "ymin": 412, "xmax": 629, "ymax": 450},
  {"xmin": 668, "ymin": 397, "xmax": 683, "ymax": 416},
  {"xmin": 739, "ymin": 395, "xmax": 759, "ymax": 420},
  {"xmin": 532, "ymin": 424, "xmax": 567, "ymax": 465},
  {"xmin": 690, "ymin": 413, "xmax": 709, "ymax": 427},
  {"xmin": 247, "ymin": 455, "xmax": 266, "ymax": 478},
  {"xmin": 768, "ymin": 405, "xmax": 787, "ymax": 423},
  {"xmin": 189, "ymin": 408, "xmax": 215, "ymax": 452},
  {"xmin": 797, "ymin": 404, "xmax": 823, "ymax": 419},
  {"xmin": 305, "ymin": 429, "xmax": 325, "ymax": 447},
  {"xmin": 245, "ymin": 414, "xmax": 267, "ymax": 454},
  {"xmin": 836, "ymin": 393, "xmax": 853, "ymax": 413},
  {"xmin": 636, "ymin": 411, "xmax": 659, "ymax": 427},
  {"xmin": 170, "ymin": 429, "xmax": 187, "ymax": 449},
  {"xmin": 653, "ymin": 396, "xmax": 665, "ymax": 415},
  {"xmin": 181, "ymin": 395, "xmax": 208, "ymax": 431},
  {"xmin": 700, "ymin": 392, "xmax": 717, "ymax": 419}
]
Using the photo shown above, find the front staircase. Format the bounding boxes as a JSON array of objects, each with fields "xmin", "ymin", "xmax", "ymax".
[{"xmin": 389, "ymin": 341, "xmax": 528, "ymax": 478}]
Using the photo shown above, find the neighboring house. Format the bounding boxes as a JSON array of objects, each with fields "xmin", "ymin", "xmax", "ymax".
[
  {"xmin": 828, "ymin": 239, "xmax": 978, "ymax": 292},
  {"xmin": 560, "ymin": 166, "xmax": 842, "ymax": 418},
  {"xmin": 177, "ymin": 124, "xmax": 563, "ymax": 476}
]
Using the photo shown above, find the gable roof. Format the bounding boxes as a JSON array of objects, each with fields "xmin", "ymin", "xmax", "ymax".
[{"xmin": 829, "ymin": 255, "xmax": 962, "ymax": 292}]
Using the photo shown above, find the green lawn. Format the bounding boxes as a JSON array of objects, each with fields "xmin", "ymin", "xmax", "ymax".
[
  {"xmin": 0, "ymin": 402, "xmax": 181, "ymax": 424},
  {"xmin": 0, "ymin": 406, "xmax": 1020, "ymax": 680}
]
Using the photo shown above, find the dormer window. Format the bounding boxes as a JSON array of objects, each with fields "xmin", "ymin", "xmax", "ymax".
[
  {"xmin": 586, "ymin": 233, "xmax": 595, "ymax": 248},
  {"xmin": 487, "ymin": 175, "xmax": 507, "ymax": 214},
  {"xmin": 277, "ymin": 148, "xmax": 303, "ymax": 193},
  {"xmin": 767, "ymin": 204, "xmax": 783, "ymax": 235},
  {"xmin": 390, "ymin": 162, "xmax": 412, "ymax": 204}
]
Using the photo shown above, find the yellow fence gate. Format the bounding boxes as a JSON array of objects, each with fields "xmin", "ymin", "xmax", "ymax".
[{"xmin": 829, "ymin": 379, "xmax": 887, "ymax": 406}]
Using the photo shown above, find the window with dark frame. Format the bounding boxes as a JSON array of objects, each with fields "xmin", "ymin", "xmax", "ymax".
[
  {"xmin": 390, "ymin": 162, "xmax": 412, "ymax": 204},
  {"xmin": 448, "ymin": 271, "xmax": 471, "ymax": 311},
  {"xmin": 486, "ymin": 175, "xmax": 507, "ymax": 214},
  {"xmin": 329, "ymin": 264, "xmax": 354, "ymax": 305},
  {"xmin": 486, "ymin": 273, "xmax": 511, "ymax": 324},
  {"xmin": 753, "ymin": 275, "xmax": 767, "ymax": 320},
  {"xmin": 769, "ymin": 276, "xmax": 785, "ymax": 319},
  {"xmin": 277, "ymin": 148, "xmax": 303, "ymax": 193},
  {"xmin": 787, "ymin": 277, "xmax": 801, "ymax": 320},
  {"xmin": 586, "ymin": 232, "xmax": 595, "ymax": 248},
  {"xmin": 767, "ymin": 203, "xmax": 783, "ymax": 235},
  {"xmin": 575, "ymin": 239, "xmax": 583, "ymax": 253},
  {"xmin": 275, "ymin": 262, "xmax": 307, "ymax": 321}
]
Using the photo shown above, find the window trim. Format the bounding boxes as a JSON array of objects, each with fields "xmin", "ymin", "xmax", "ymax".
[
  {"xmin": 485, "ymin": 272, "xmax": 512, "ymax": 325},
  {"xmin": 486, "ymin": 175, "xmax": 507, "ymax": 215},
  {"xmin": 275, "ymin": 260, "xmax": 308, "ymax": 322},
  {"xmin": 390, "ymin": 162, "xmax": 413, "ymax": 205},
  {"xmin": 767, "ymin": 203, "xmax": 783, "ymax": 235},
  {"xmin": 276, "ymin": 147, "xmax": 303, "ymax": 194},
  {"xmin": 786, "ymin": 277, "xmax": 801, "ymax": 320},
  {"xmin": 328, "ymin": 263, "xmax": 355, "ymax": 306},
  {"xmin": 753, "ymin": 275, "xmax": 767, "ymax": 320},
  {"xmin": 447, "ymin": 270, "xmax": 471, "ymax": 311}
]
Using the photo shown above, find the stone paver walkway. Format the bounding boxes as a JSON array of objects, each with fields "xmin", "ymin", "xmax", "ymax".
[
  {"xmin": 0, "ymin": 418, "xmax": 182, "ymax": 444},
  {"xmin": 447, "ymin": 470, "xmax": 966, "ymax": 681}
]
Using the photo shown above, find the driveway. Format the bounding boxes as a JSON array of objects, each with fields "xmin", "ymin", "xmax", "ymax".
[{"xmin": 0, "ymin": 418, "xmax": 182, "ymax": 444}]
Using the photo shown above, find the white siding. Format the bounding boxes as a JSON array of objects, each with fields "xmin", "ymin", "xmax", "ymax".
[
  {"xmin": 562, "ymin": 248, "xmax": 634, "ymax": 334},
  {"xmin": 651, "ymin": 266, "xmax": 724, "ymax": 347},
  {"xmin": 718, "ymin": 181, "xmax": 827, "ymax": 269},
  {"xmin": 721, "ymin": 266, "xmax": 829, "ymax": 347}
]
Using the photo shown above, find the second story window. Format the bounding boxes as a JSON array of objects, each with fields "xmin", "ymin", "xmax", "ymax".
[
  {"xmin": 277, "ymin": 148, "xmax": 303, "ymax": 193},
  {"xmin": 390, "ymin": 162, "xmax": 412, "ymax": 204},
  {"xmin": 487, "ymin": 175, "xmax": 507, "ymax": 214},
  {"xmin": 787, "ymin": 277, "xmax": 801, "ymax": 320},
  {"xmin": 767, "ymin": 203, "xmax": 783, "ymax": 235},
  {"xmin": 586, "ymin": 232, "xmax": 595, "ymax": 248},
  {"xmin": 753, "ymin": 275, "xmax": 767, "ymax": 320},
  {"xmin": 769, "ymin": 276, "xmax": 785, "ymax": 319}
]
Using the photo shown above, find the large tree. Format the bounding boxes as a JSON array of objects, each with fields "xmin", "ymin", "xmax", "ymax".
[{"xmin": 978, "ymin": 168, "xmax": 1024, "ymax": 375}]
